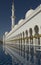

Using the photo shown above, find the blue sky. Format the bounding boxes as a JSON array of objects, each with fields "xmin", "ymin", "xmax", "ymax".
[{"xmin": 0, "ymin": 0, "xmax": 41, "ymax": 40}]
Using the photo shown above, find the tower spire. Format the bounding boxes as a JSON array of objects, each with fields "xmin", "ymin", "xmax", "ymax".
[{"xmin": 11, "ymin": 0, "xmax": 15, "ymax": 29}]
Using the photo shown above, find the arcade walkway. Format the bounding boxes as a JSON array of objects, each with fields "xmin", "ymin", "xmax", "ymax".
[{"xmin": 0, "ymin": 43, "xmax": 12, "ymax": 65}]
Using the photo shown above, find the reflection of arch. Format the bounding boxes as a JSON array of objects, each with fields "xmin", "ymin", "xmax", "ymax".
[
  {"xmin": 34, "ymin": 25, "xmax": 40, "ymax": 49},
  {"xmin": 34, "ymin": 25, "xmax": 39, "ymax": 34},
  {"xmin": 25, "ymin": 30, "xmax": 29, "ymax": 60},
  {"xmin": 23, "ymin": 31, "xmax": 25, "ymax": 58},
  {"xmin": 20, "ymin": 33, "xmax": 22, "ymax": 56},
  {"xmin": 19, "ymin": 34, "xmax": 20, "ymax": 55},
  {"xmin": 30, "ymin": 47, "xmax": 34, "ymax": 54},
  {"xmin": 30, "ymin": 47, "xmax": 34, "ymax": 63},
  {"xmin": 29, "ymin": 28, "xmax": 34, "ymax": 59}
]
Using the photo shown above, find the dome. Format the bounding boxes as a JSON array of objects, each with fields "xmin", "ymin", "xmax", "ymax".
[
  {"xmin": 14, "ymin": 24, "xmax": 18, "ymax": 28},
  {"xmin": 18, "ymin": 19, "xmax": 24, "ymax": 24},
  {"xmin": 5, "ymin": 32, "xmax": 8, "ymax": 35},
  {"xmin": 25, "ymin": 9, "xmax": 34, "ymax": 18}
]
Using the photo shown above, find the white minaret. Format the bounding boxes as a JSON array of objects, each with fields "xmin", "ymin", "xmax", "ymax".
[{"xmin": 11, "ymin": 0, "xmax": 15, "ymax": 29}]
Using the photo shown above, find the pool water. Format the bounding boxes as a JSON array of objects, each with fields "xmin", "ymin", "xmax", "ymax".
[
  {"xmin": 0, "ymin": 43, "xmax": 12, "ymax": 65},
  {"xmin": 0, "ymin": 43, "xmax": 41, "ymax": 65}
]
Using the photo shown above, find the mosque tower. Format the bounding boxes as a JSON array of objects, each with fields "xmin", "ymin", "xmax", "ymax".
[{"xmin": 11, "ymin": 0, "xmax": 15, "ymax": 29}]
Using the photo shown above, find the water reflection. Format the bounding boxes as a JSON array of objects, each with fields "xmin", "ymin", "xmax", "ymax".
[
  {"xmin": 30, "ymin": 46, "xmax": 34, "ymax": 63},
  {"xmin": 1, "ymin": 42, "xmax": 41, "ymax": 65},
  {"xmin": 0, "ymin": 43, "xmax": 12, "ymax": 65},
  {"xmin": 27, "ymin": 46, "xmax": 29, "ymax": 61},
  {"xmin": 35, "ymin": 50, "xmax": 41, "ymax": 65}
]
